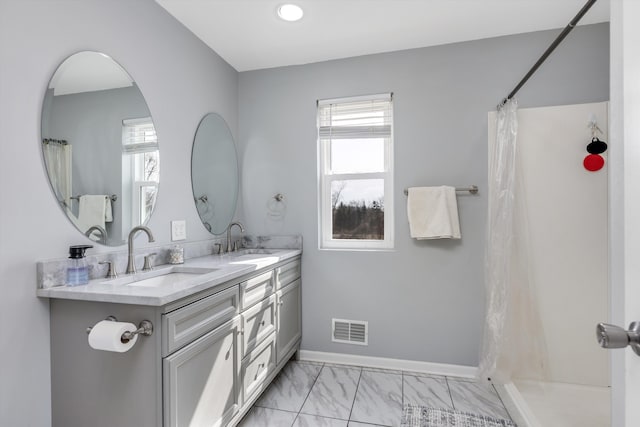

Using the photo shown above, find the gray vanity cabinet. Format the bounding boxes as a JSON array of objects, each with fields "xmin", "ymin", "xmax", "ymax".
[
  {"xmin": 47, "ymin": 255, "xmax": 301, "ymax": 427},
  {"xmin": 162, "ymin": 257, "xmax": 302, "ymax": 427},
  {"xmin": 163, "ymin": 317, "xmax": 242, "ymax": 427}
]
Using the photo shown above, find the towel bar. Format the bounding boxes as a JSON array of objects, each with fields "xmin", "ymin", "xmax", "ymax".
[
  {"xmin": 70, "ymin": 194, "xmax": 118, "ymax": 202},
  {"xmin": 404, "ymin": 185, "xmax": 478, "ymax": 196}
]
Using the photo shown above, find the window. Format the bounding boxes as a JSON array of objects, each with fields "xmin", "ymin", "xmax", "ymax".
[
  {"xmin": 317, "ymin": 93, "xmax": 394, "ymax": 250},
  {"xmin": 122, "ymin": 117, "xmax": 159, "ymax": 227}
]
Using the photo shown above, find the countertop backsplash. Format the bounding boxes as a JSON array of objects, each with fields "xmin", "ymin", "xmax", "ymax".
[{"xmin": 37, "ymin": 234, "xmax": 303, "ymax": 289}]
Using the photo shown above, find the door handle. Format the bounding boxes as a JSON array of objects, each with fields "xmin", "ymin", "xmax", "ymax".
[{"xmin": 596, "ymin": 322, "xmax": 640, "ymax": 356}]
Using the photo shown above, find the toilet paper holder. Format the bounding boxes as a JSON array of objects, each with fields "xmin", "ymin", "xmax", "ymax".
[{"xmin": 86, "ymin": 316, "xmax": 154, "ymax": 343}]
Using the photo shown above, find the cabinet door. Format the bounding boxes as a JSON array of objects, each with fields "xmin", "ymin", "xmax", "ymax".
[
  {"xmin": 164, "ymin": 317, "xmax": 241, "ymax": 427},
  {"xmin": 276, "ymin": 279, "xmax": 301, "ymax": 364}
]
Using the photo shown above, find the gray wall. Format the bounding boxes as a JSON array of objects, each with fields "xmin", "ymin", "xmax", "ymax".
[
  {"xmin": 238, "ymin": 23, "xmax": 609, "ymax": 366},
  {"xmin": 0, "ymin": 1, "xmax": 238, "ymax": 425}
]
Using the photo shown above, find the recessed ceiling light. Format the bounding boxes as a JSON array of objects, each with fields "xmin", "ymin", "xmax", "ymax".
[{"xmin": 277, "ymin": 4, "xmax": 304, "ymax": 22}]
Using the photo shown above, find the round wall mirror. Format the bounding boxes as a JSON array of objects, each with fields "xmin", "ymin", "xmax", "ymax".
[
  {"xmin": 41, "ymin": 51, "xmax": 159, "ymax": 246},
  {"xmin": 191, "ymin": 113, "xmax": 239, "ymax": 234}
]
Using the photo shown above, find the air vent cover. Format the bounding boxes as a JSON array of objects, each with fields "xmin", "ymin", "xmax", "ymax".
[{"xmin": 332, "ymin": 318, "xmax": 368, "ymax": 345}]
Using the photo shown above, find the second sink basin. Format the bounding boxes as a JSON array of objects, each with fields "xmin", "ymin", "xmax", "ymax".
[{"xmin": 229, "ymin": 249, "xmax": 281, "ymax": 268}]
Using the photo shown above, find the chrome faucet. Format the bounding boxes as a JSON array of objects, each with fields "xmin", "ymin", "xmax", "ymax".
[
  {"xmin": 226, "ymin": 222, "xmax": 245, "ymax": 253},
  {"xmin": 126, "ymin": 226, "xmax": 155, "ymax": 274}
]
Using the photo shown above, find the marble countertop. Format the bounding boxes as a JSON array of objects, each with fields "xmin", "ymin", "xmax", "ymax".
[{"xmin": 36, "ymin": 249, "xmax": 301, "ymax": 306}]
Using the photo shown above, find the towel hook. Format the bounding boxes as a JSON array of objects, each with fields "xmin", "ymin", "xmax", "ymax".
[{"xmin": 588, "ymin": 115, "xmax": 603, "ymax": 138}]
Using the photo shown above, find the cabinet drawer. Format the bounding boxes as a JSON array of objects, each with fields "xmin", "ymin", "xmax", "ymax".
[
  {"xmin": 240, "ymin": 271, "xmax": 274, "ymax": 309},
  {"xmin": 241, "ymin": 332, "xmax": 276, "ymax": 402},
  {"xmin": 275, "ymin": 260, "xmax": 301, "ymax": 290},
  {"xmin": 241, "ymin": 294, "xmax": 276, "ymax": 356},
  {"xmin": 162, "ymin": 285, "xmax": 240, "ymax": 356}
]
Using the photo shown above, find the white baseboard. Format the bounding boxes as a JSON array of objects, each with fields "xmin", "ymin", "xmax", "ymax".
[
  {"xmin": 298, "ymin": 350, "xmax": 477, "ymax": 378},
  {"xmin": 496, "ymin": 382, "xmax": 541, "ymax": 427}
]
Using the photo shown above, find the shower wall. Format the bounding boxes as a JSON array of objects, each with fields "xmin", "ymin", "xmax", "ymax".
[{"xmin": 491, "ymin": 102, "xmax": 609, "ymax": 387}]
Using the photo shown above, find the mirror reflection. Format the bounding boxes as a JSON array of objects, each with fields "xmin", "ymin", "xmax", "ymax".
[
  {"xmin": 191, "ymin": 113, "xmax": 238, "ymax": 235},
  {"xmin": 41, "ymin": 51, "xmax": 159, "ymax": 246}
]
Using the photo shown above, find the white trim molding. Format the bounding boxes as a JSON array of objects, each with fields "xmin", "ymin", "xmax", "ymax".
[
  {"xmin": 495, "ymin": 382, "xmax": 540, "ymax": 427},
  {"xmin": 298, "ymin": 350, "xmax": 477, "ymax": 378}
]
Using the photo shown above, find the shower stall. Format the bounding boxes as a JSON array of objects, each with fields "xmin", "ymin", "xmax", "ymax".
[{"xmin": 487, "ymin": 102, "xmax": 610, "ymax": 427}]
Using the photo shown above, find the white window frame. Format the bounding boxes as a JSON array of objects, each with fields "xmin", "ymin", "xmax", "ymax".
[
  {"xmin": 317, "ymin": 93, "xmax": 394, "ymax": 250},
  {"xmin": 133, "ymin": 180, "xmax": 158, "ymax": 225}
]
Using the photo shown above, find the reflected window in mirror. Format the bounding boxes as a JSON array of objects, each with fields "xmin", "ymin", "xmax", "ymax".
[{"xmin": 121, "ymin": 117, "xmax": 159, "ymax": 231}]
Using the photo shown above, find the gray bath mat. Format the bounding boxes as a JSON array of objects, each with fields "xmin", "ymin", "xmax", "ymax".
[{"xmin": 401, "ymin": 405, "xmax": 517, "ymax": 427}]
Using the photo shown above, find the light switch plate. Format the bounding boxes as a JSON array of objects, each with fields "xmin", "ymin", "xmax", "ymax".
[{"xmin": 171, "ymin": 220, "xmax": 186, "ymax": 241}]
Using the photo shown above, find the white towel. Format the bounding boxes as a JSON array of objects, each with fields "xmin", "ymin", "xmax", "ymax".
[
  {"xmin": 78, "ymin": 195, "xmax": 111, "ymax": 236},
  {"xmin": 104, "ymin": 197, "xmax": 113, "ymax": 223},
  {"xmin": 407, "ymin": 186, "xmax": 461, "ymax": 239}
]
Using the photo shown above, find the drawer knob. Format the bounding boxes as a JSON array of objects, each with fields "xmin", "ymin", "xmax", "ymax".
[{"xmin": 260, "ymin": 320, "xmax": 266, "ymax": 326}]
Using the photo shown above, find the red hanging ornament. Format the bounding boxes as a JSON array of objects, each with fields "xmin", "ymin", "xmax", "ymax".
[{"xmin": 584, "ymin": 154, "xmax": 604, "ymax": 172}]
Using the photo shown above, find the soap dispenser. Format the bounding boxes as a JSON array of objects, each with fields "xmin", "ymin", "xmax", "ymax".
[{"xmin": 67, "ymin": 245, "xmax": 93, "ymax": 286}]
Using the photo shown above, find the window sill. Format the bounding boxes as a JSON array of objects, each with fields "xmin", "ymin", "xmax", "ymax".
[{"xmin": 317, "ymin": 247, "xmax": 396, "ymax": 253}]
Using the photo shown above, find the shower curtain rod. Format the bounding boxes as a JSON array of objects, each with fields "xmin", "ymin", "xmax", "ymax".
[{"xmin": 498, "ymin": 0, "xmax": 598, "ymax": 108}]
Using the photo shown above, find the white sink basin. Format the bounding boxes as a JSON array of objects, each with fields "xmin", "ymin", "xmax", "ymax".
[
  {"xmin": 229, "ymin": 250, "xmax": 281, "ymax": 268},
  {"xmin": 127, "ymin": 272, "xmax": 204, "ymax": 288},
  {"xmin": 102, "ymin": 266, "xmax": 219, "ymax": 288}
]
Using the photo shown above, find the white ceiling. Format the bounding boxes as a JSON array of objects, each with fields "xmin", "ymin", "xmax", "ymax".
[{"xmin": 155, "ymin": 0, "xmax": 610, "ymax": 72}]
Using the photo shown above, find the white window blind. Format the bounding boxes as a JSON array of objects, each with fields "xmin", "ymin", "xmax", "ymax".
[
  {"xmin": 122, "ymin": 117, "xmax": 158, "ymax": 154},
  {"xmin": 318, "ymin": 95, "xmax": 392, "ymax": 140}
]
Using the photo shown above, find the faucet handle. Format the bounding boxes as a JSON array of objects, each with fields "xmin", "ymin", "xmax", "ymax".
[
  {"xmin": 143, "ymin": 253, "xmax": 156, "ymax": 272},
  {"xmin": 233, "ymin": 240, "xmax": 242, "ymax": 252},
  {"xmin": 99, "ymin": 261, "xmax": 118, "ymax": 279},
  {"xmin": 214, "ymin": 243, "xmax": 222, "ymax": 255}
]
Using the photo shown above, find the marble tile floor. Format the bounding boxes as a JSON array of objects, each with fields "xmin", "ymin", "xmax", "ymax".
[{"xmin": 238, "ymin": 360, "xmax": 513, "ymax": 427}]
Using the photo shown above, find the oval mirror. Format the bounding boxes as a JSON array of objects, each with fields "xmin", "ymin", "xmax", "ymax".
[
  {"xmin": 191, "ymin": 113, "xmax": 238, "ymax": 234},
  {"xmin": 41, "ymin": 51, "xmax": 159, "ymax": 246}
]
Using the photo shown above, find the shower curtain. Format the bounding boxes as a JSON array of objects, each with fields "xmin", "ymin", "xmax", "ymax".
[
  {"xmin": 43, "ymin": 140, "xmax": 72, "ymax": 209},
  {"xmin": 478, "ymin": 99, "xmax": 548, "ymax": 383}
]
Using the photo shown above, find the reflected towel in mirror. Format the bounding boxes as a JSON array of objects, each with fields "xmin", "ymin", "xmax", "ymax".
[{"xmin": 77, "ymin": 195, "xmax": 112, "ymax": 239}]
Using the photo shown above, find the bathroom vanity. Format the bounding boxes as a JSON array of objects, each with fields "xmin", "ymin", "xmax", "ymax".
[
  {"xmin": 37, "ymin": 50, "xmax": 299, "ymax": 427},
  {"xmin": 39, "ymin": 250, "xmax": 301, "ymax": 427}
]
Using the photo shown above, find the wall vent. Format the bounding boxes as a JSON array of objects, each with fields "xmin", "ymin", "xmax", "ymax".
[{"xmin": 332, "ymin": 318, "xmax": 368, "ymax": 345}]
